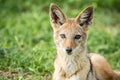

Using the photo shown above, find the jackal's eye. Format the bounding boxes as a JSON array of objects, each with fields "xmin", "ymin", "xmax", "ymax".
[
  {"xmin": 74, "ymin": 35, "xmax": 81, "ymax": 39},
  {"xmin": 60, "ymin": 34, "xmax": 66, "ymax": 39}
]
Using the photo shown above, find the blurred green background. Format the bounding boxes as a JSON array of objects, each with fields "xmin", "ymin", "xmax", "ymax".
[{"xmin": 0, "ymin": 0, "xmax": 120, "ymax": 80}]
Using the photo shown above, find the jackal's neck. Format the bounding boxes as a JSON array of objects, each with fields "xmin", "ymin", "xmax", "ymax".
[{"xmin": 57, "ymin": 50, "xmax": 90, "ymax": 76}]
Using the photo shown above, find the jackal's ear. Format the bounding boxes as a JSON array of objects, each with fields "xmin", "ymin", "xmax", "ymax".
[
  {"xmin": 50, "ymin": 3, "xmax": 66, "ymax": 28},
  {"xmin": 76, "ymin": 6, "xmax": 93, "ymax": 28}
]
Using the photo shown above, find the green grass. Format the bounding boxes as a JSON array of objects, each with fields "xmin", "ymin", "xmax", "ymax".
[{"xmin": 0, "ymin": 0, "xmax": 120, "ymax": 80}]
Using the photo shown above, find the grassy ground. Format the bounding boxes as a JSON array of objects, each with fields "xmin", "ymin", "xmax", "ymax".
[{"xmin": 0, "ymin": 1, "xmax": 120, "ymax": 80}]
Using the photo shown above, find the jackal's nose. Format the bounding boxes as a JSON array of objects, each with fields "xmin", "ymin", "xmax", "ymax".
[{"xmin": 66, "ymin": 47, "xmax": 72, "ymax": 54}]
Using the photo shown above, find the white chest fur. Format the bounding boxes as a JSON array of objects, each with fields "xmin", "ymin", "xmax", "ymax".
[{"xmin": 58, "ymin": 54, "xmax": 91, "ymax": 80}]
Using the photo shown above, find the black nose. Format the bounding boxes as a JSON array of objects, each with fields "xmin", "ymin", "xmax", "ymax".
[{"xmin": 66, "ymin": 47, "xmax": 72, "ymax": 53}]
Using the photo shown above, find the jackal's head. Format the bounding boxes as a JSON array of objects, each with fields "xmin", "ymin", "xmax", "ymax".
[{"xmin": 50, "ymin": 3, "xmax": 93, "ymax": 56}]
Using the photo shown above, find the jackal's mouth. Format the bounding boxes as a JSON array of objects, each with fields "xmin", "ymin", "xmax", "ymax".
[{"xmin": 67, "ymin": 52, "xmax": 72, "ymax": 55}]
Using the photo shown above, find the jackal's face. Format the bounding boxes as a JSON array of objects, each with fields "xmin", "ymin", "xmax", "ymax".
[{"xmin": 50, "ymin": 3, "xmax": 93, "ymax": 55}]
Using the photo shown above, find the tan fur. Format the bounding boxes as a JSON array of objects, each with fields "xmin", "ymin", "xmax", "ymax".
[{"xmin": 49, "ymin": 3, "xmax": 120, "ymax": 80}]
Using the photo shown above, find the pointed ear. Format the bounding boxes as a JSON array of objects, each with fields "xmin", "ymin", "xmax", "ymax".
[
  {"xmin": 76, "ymin": 6, "xmax": 93, "ymax": 28},
  {"xmin": 49, "ymin": 3, "xmax": 67, "ymax": 29}
]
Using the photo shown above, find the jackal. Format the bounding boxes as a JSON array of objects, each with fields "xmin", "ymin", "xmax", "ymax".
[{"xmin": 49, "ymin": 3, "xmax": 120, "ymax": 80}]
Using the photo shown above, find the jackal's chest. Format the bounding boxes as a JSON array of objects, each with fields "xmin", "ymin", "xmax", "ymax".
[
  {"xmin": 62, "ymin": 58, "xmax": 79, "ymax": 75},
  {"xmin": 61, "ymin": 64, "xmax": 90, "ymax": 80},
  {"xmin": 61, "ymin": 57, "xmax": 90, "ymax": 79}
]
